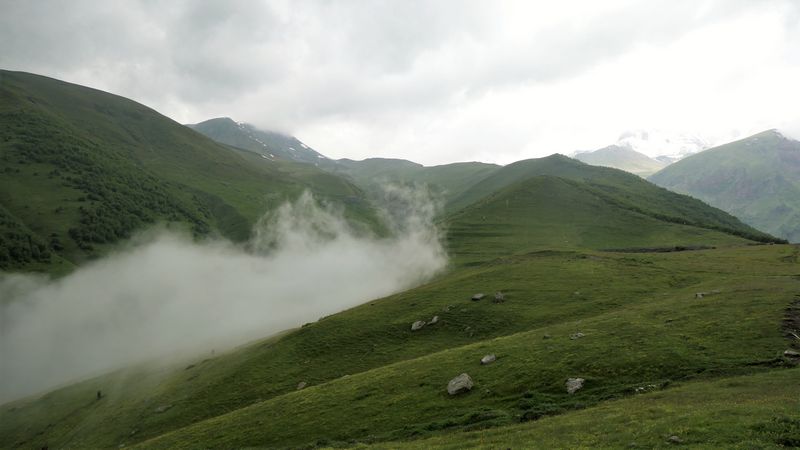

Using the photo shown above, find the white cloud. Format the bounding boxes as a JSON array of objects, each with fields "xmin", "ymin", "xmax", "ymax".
[{"xmin": 1, "ymin": 0, "xmax": 798, "ymax": 164}]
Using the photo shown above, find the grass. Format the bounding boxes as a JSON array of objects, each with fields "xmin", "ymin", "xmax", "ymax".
[
  {"xmin": 3, "ymin": 244, "xmax": 798, "ymax": 449},
  {"xmin": 364, "ymin": 368, "xmax": 800, "ymax": 449}
]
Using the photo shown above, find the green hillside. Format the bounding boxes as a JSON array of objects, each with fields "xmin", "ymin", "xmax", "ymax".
[
  {"xmin": 574, "ymin": 144, "xmax": 667, "ymax": 177},
  {"xmin": 446, "ymin": 154, "xmax": 777, "ymax": 244},
  {"xmin": 650, "ymin": 129, "xmax": 800, "ymax": 243},
  {"xmin": 0, "ymin": 71, "xmax": 378, "ymax": 272},
  {"xmin": 2, "ymin": 147, "xmax": 795, "ymax": 448}
]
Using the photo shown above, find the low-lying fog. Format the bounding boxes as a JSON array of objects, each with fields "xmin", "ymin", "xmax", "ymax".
[{"xmin": 0, "ymin": 188, "xmax": 447, "ymax": 403}]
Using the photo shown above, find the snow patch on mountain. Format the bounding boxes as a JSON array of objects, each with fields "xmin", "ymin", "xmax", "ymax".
[{"xmin": 616, "ymin": 130, "xmax": 710, "ymax": 159}]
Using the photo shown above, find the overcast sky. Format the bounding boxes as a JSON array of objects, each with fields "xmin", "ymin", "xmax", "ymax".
[{"xmin": 2, "ymin": 0, "xmax": 799, "ymax": 165}]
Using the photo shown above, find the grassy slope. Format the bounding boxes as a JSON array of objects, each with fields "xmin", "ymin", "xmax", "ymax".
[
  {"xmin": 132, "ymin": 245, "xmax": 799, "ymax": 449},
  {"xmin": 2, "ymin": 167, "xmax": 796, "ymax": 448},
  {"xmin": 370, "ymin": 368, "xmax": 800, "ymax": 449},
  {"xmin": 650, "ymin": 129, "xmax": 800, "ymax": 243},
  {"xmin": 0, "ymin": 71, "xmax": 378, "ymax": 272},
  {"xmin": 574, "ymin": 144, "xmax": 667, "ymax": 177},
  {"xmin": 447, "ymin": 155, "xmax": 779, "ymax": 246}
]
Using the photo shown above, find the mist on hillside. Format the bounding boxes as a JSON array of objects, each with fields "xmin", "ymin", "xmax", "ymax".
[{"xmin": 0, "ymin": 188, "xmax": 447, "ymax": 404}]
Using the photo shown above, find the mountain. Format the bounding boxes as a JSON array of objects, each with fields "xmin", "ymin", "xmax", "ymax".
[
  {"xmin": 446, "ymin": 155, "xmax": 779, "ymax": 245},
  {"xmin": 190, "ymin": 118, "xmax": 501, "ymax": 202},
  {"xmin": 650, "ymin": 129, "xmax": 800, "ymax": 242},
  {"xmin": 617, "ymin": 129, "xmax": 709, "ymax": 159},
  {"xmin": 0, "ymin": 71, "xmax": 378, "ymax": 272},
  {"xmin": 573, "ymin": 144, "xmax": 666, "ymax": 177},
  {"xmin": 187, "ymin": 117, "xmax": 332, "ymax": 167},
  {"xmin": 2, "ymin": 173, "xmax": 795, "ymax": 447}
]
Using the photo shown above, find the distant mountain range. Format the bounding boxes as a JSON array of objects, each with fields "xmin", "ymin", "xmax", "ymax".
[
  {"xmin": 650, "ymin": 129, "xmax": 800, "ymax": 242},
  {"xmin": 573, "ymin": 145, "xmax": 667, "ymax": 177},
  {"xmin": 189, "ymin": 117, "xmax": 500, "ymax": 203}
]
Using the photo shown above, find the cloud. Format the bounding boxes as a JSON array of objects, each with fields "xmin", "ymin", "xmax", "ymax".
[
  {"xmin": 0, "ymin": 189, "xmax": 447, "ymax": 403},
  {"xmin": 1, "ymin": 0, "xmax": 799, "ymax": 164}
]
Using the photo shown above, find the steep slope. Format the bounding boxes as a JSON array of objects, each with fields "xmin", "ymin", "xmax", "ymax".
[
  {"xmin": 574, "ymin": 144, "xmax": 666, "ymax": 177},
  {"xmin": 0, "ymin": 71, "xmax": 377, "ymax": 272},
  {"xmin": 650, "ymin": 129, "xmax": 800, "ymax": 242},
  {"xmin": 187, "ymin": 117, "xmax": 332, "ymax": 166},
  {"xmin": 446, "ymin": 154, "xmax": 777, "ymax": 245}
]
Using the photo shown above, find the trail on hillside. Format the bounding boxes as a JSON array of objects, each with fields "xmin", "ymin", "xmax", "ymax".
[{"xmin": 0, "ymin": 187, "xmax": 447, "ymax": 403}]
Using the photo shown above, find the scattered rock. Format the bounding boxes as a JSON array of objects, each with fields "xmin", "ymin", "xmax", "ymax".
[
  {"xmin": 570, "ymin": 332, "xmax": 585, "ymax": 340},
  {"xmin": 411, "ymin": 320, "xmax": 426, "ymax": 331},
  {"xmin": 695, "ymin": 292, "xmax": 705, "ymax": 299},
  {"xmin": 447, "ymin": 373, "xmax": 474, "ymax": 395},
  {"xmin": 481, "ymin": 354, "xmax": 496, "ymax": 365},
  {"xmin": 493, "ymin": 292, "xmax": 505, "ymax": 303},
  {"xmin": 471, "ymin": 293, "xmax": 485, "ymax": 301},
  {"xmin": 566, "ymin": 377, "xmax": 585, "ymax": 394},
  {"xmin": 667, "ymin": 435, "xmax": 683, "ymax": 444},
  {"xmin": 784, "ymin": 349, "xmax": 800, "ymax": 358},
  {"xmin": 154, "ymin": 404, "xmax": 172, "ymax": 413},
  {"xmin": 543, "ymin": 333, "xmax": 552, "ymax": 339},
  {"xmin": 429, "ymin": 315, "xmax": 439, "ymax": 325},
  {"xmin": 296, "ymin": 381, "xmax": 307, "ymax": 390}
]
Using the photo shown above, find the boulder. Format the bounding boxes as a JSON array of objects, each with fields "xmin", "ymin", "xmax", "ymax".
[
  {"xmin": 447, "ymin": 373, "xmax": 474, "ymax": 395},
  {"xmin": 566, "ymin": 377, "xmax": 585, "ymax": 394},
  {"xmin": 480, "ymin": 354, "xmax": 496, "ymax": 365},
  {"xmin": 494, "ymin": 291, "xmax": 505, "ymax": 303},
  {"xmin": 784, "ymin": 349, "xmax": 800, "ymax": 358},
  {"xmin": 429, "ymin": 315, "xmax": 439, "ymax": 325},
  {"xmin": 296, "ymin": 381, "xmax": 307, "ymax": 390},
  {"xmin": 570, "ymin": 332, "xmax": 585, "ymax": 340},
  {"xmin": 471, "ymin": 293, "xmax": 485, "ymax": 301},
  {"xmin": 695, "ymin": 292, "xmax": 705, "ymax": 299},
  {"xmin": 411, "ymin": 320, "xmax": 426, "ymax": 331}
]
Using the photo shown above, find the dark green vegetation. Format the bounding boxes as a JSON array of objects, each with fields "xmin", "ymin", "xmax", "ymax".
[
  {"xmin": 573, "ymin": 144, "xmax": 667, "ymax": 177},
  {"xmin": 650, "ymin": 129, "xmax": 800, "ymax": 243},
  {"xmin": 189, "ymin": 117, "xmax": 500, "ymax": 203},
  {"xmin": 0, "ymin": 71, "xmax": 377, "ymax": 272}
]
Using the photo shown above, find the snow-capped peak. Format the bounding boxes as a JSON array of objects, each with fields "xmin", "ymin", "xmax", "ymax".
[{"xmin": 616, "ymin": 130, "xmax": 709, "ymax": 159}]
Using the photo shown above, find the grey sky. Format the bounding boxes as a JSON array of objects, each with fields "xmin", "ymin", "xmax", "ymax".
[{"xmin": 2, "ymin": 0, "xmax": 799, "ymax": 164}]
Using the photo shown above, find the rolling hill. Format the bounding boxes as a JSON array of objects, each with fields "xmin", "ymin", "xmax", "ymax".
[
  {"xmin": 650, "ymin": 129, "xmax": 800, "ymax": 243},
  {"xmin": 189, "ymin": 118, "xmax": 500, "ymax": 203},
  {"xmin": 1, "ymin": 143, "xmax": 794, "ymax": 448},
  {"xmin": 0, "ymin": 71, "xmax": 378, "ymax": 272},
  {"xmin": 573, "ymin": 144, "xmax": 666, "ymax": 177}
]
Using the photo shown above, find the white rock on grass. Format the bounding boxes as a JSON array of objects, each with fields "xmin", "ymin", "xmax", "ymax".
[
  {"xmin": 566, "ymin": 377, "xmax": 585, "ymax": 394},
  {"xmin": 447, "ymin": 373, "xmax": 474, "ymax": 395},
  {"xmin": 411, "ymin": 320, "xmax": 426, "ymax": 331},
  {"xmin": 480, "ymin": 354, "xmax": 496, "ymax": 365}
]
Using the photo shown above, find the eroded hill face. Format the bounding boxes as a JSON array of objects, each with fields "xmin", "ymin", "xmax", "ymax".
[{"xmin": 650, "ymin": 130, "xmax": 800, "ymax": 243}]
